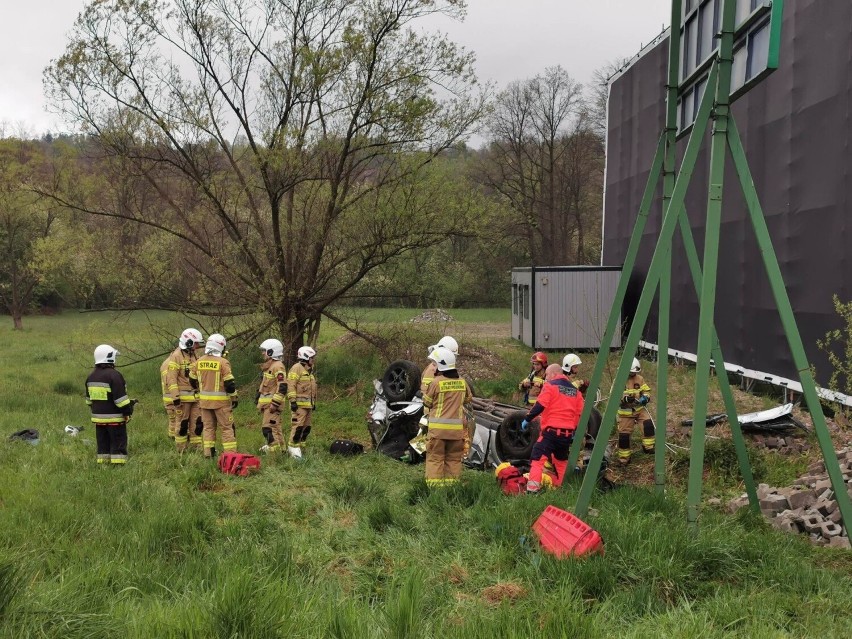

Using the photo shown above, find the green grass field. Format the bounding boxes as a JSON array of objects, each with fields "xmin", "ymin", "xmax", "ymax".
[{"xmin": 0, "ymin": 311, "xmax": 850, "ymax": 638}]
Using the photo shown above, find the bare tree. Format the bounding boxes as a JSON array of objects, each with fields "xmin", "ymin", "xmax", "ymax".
[
  {"xmin": 481, "ymin": 66, "xmax": 598, "ymax": 265},
  {"xmin": 43, "ymin": 0, "xmax": 487, "ymax": 357}
]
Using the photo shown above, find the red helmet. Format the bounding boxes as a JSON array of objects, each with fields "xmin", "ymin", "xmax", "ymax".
[{"xmin": 530, "ymin": 352, "xmax": 548, "ymax": 366}]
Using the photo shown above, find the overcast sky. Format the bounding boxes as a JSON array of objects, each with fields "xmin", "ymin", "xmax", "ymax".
[{"xmin": 0, "ymin": 0, "xmax": 672, "ymax": 136}]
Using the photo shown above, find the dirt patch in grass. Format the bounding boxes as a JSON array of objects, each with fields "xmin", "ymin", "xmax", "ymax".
[
  {"xmin": 481, "ymin": 581, "xmax": 527, "ymax": 606},
  {"xmin": 444, "ymin": 562, "xmax": 469, "ymax": 585}
]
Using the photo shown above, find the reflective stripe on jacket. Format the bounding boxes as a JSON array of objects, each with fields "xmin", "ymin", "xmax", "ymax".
[
  {"xmin": 190, "ymin": 355, "xmax": 236, "ymax": 408},
  {"xmin": 287, "ymin": 361, "xmax": 316, "ymax": 408},
  {"xmin": 257, "ymin": 359, "xmax": 287, "ymax": 408},
  {"xmin": 160, "ymin": 348, "xmax": 199, "ymax": 405},
  {"xmin": 86, "ymin": 366, "xmax": 132, "ymax": 424},
  {"xmin": 618, "ymin": 373, "xmax": 652, "ymax": 416},
  {"xmin": 423, "ymin": 373, "xmax": 472, "ymax": 436},
  {"xmin": 525, "ymin": 376, "xmax": 584, "ymax": 431}
]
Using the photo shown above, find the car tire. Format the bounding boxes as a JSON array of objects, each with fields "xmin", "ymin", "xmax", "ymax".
[
  {"xmin": 381, "ymin": 360, "xmax": 421, "ymax": 402},
  {"xmin": 497, "ymin": 410, "xmax": 539, "ymax": 460}
]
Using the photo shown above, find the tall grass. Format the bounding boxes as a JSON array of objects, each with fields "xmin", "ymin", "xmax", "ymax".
[{"xmin": 0, "ymin": 311, "xmax": 850, "ymax": 638}]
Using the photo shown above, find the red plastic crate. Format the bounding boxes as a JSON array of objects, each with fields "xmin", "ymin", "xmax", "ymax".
[{"xmin": 532, "ymin": 505, "xmax": 604, "ymax": 558}]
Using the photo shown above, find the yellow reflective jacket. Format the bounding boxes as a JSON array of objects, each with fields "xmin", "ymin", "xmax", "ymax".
[
  {"xmin": 287, "ymin": 361, "xmax": 316, "ymax": 408},
  {"xmin": 160, "ymin": 348, "xmax": 198, "ymax": 406}
]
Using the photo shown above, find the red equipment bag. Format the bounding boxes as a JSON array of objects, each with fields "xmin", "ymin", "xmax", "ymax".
[
  {"xmin": 218, "ymin": 452, "xmax": 261, "ymax": 476},
  {"xmin": 532, "ymin": 505, "xmax": 604, "ymax": 558},
  {"xmin": 495, "ymin": 462, "xmax": 528, "ymax": 495}
]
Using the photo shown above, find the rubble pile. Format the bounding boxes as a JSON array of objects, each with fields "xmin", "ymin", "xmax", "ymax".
[
  {"xmin": 409, "ymin": 308, "xmax": 454, "ymax": 323},
  {"xmin": 749, "ymin": 433, "xmax": 812, "ymax": 455},
  {"xmin": 728, "ymin": 446, "xmax": 852, "ymax": 549}
]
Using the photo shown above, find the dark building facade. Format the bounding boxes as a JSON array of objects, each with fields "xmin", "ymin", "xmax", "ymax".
[{"xmin": 603, "ymin": 0, "xmax": 852, "ymax": 390}]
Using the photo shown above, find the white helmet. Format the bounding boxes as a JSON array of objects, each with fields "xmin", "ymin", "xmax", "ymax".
[
  {"xmin": 562, "ymin": 353, "xmax": 582, "ymax": 374},
  {"xmin": 179, "ymin": 328, "xmax": 203, "ymax": 350},
  {"xmin": 260, "ymin": 338, "xmax": 284, "ymax": 360},
  {"xmin": 428, "ymin": 346, "xmax": 456, "ymax": 372},
  {"xmin": 94, "ymin": 344, "xmax": 118, "ymax": 365},
  {"xmin": 630, "ymin": 357, "xmax": 641, "ymax": 373},
  {"xmin": 205, "ymin": 333, "xmax": 227, "ymax": 356},
  {"xmin": 429, "ymin": 335, "xmax": 459, "ymax": 355},
  {"xmin": 297, "ymin": 345, "xmax": 316, "ymax": 361}
]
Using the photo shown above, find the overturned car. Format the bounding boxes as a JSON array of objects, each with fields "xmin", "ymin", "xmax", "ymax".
[{"xmin": 366, "ymin": 360, "xmax": 607, "ymax": 471}]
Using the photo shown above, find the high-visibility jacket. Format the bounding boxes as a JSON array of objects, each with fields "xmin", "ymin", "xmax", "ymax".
[
  {"xmin": 160, "ymin": 348, "xmax": 199, "ymax": 406},
  {"xmin": 618, "ymin": 373, "xmax": 652, "ymax": 416},
  {"xmin": 519, "ymin": 370, "xmax": 545, "ymax": 405},
  {"xmin": 420, "ymin": 361, "xmax": 437, "ymax": 395},
  {"xmin": 524, "ymin": 375, "xmax": 584, "ymax": 431},
  {"xmin": 190, "ymin": 355, "xmax": 237, "ymax": 409},
  {"xmin": 257, "ymin": 359, "xmax": 287, "ymax": 409},
  {"xmin": 86, "ymin": 365, "xmax": 134, "ymax": 424},
  {"xmin": 423, "ymin": 371, "xmax": 472, "ymax": 435},
  {"xmin": 287, "ymin": 361, "xmax": 316, "ymax": 408}
]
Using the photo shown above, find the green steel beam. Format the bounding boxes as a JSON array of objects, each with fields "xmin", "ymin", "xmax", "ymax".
[
  {"xmin": 676, "ymin": 213, "xmax": 759, "ymax": 513},
  {"xmin": 686, "ymin": 0, "xmax": 739, "ymax": 529},
  {"xmin": 575, "ymin": 62, "xmax": 719, "ymax": 517},
  {"xmin": 727, "ymin": 117, "xmax": 852, "ymax": 535},
  {"xmin": 656, "ymin": 0, "xmax": 683, "ymax": 494},
  {"xmin": 566, "ymin": 134, "xmax": 667, "ymax": 470}
]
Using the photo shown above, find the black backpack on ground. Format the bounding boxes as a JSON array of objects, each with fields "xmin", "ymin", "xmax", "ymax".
[{"xmin": 329, "ymin": 439, "xmax": 364, "ymax": 456}]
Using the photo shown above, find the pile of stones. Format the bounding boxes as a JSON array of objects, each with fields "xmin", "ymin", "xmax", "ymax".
[
  {"xmin": 749, "ymin": 433, "xmax": 811, "ymax": 455},
  {"xmin": 728, "ymin": 446, "xmax": 852, "ymax": 549},
  {"xmin": 409, "ymin": 308, "xmax": 454, "ymax": 323}
]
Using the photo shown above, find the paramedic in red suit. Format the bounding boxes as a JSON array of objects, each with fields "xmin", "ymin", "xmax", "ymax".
[{"xmin": 522, "ymin": 363, "xmax": 585, "ymax": 493}]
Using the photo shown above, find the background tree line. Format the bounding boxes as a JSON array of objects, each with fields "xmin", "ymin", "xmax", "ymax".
[{"xmin": 2, "ymin": 0, "xmax": 609, "ymax": 353}]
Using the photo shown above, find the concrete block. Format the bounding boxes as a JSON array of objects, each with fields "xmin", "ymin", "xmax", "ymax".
[
  {"xmin": 759, "ymin": 494, "xmax": 789, "ymax": 515},
  {"xmin": 829, "ymin": 536, "xmax": 851, "ymax": 550},
  {"xmin": 787, "ymin": 490, "xmax": 816, "ymax": 511},
  {"xmin": 828, "ymin": 509, "xmax": 843, "ymax": 524},
  {"xmin": 727, "ymin": 495, "xmax": 750, "ymax": 514},
  {"xmin": 757, "ymin": 483, "xmax": 774, "ymax": 500},
  {"xmin": 815, "ymin": 497, "xmax": 837, "ymax": 517},
  {"xmin": 801, "ymin": 511, "xmax": 825, "ymax": 533},
  {"xmin": 808, "ymin": 461, "xmax": 825, "ymax": 474},
  {"xmin": 818, "ymin": 489, "xmax": 834, "ymax": 502},
  {"xmin": 815, "ymin": 479, "xmax": 832, "ymax": 492},
  {"xmin": 771, "ymin": 517, "xmax": 799, "ymax": 533},
  {"xmin": 819, "ymin": 521, "xmax": 843, "ymax": 538}
]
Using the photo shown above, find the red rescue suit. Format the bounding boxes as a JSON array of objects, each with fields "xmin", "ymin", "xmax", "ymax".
[{"xmin": 523, "ymin": 374, "xmax": 584, "ymax": 491}]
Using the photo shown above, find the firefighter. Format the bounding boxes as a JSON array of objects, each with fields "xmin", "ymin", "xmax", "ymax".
[
  {"xmin": 256, "ymin": 338, "xmax": 287, "ymax": 453},
  {"xmin": 521, "ymin": 363, "xmax": 584, "ymax": 493},
  {"xmin": 562, "ymin": 353, "xmax": 594, "ymax": 467},
  {"xmin": 160, "ymin": 328, "xmax": 204, "ymax": 452},
  {"xmin": 562, "ymin": 353, "xmax": 590, "ymax": 395},
  {"xmin": 420, "ymin": 335, "xmax": 459, "ymax": 395},
  {"xmin": 190, "ymin": 333, "xmax": 238, "ymax": 458},
  {"xmin": 422, "ymin": 347, "xmax": 473, "ymax": 488},
  {"xmin": 616, "ymin": 357, "xmax": 654, "ymax": 465},
  {"xmin": 85, "ymin": 344, "xmax": 135, "ymax": 465},
  {"xmin": 287, "ymin": 346, "xmax": 317, "ymax": 459},
  {"xmin": 519, "ymin": 352, "xmax": 548, "ymax": 406}
]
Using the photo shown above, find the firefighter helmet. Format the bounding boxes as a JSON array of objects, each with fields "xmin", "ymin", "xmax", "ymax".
[
  {"xmin": 94, "ymin": 344, "xmax": 118, "ymax": 365},
  {"xmin": 530, "ymin": 351, "xmax": 548, "ymax": 366},
  {"xmin": 562, "ymin": 353, "xmax": 582, "ymax": 374},
  {"xmin": 205, "ymin": 333, "xmax": 227, "ymax": 356},
  {"xmin": 630, "ymin": 357, "xmax": 641, "ymax": 373},
  {"xmin": 429, "ymin": 335, "xmax": 459, "ymax": 355},
  {"xmin": 179, "ymin": 328, "xmax": 203, "ymax": 350},
  {"xmin": 260, "ymin": 338, "xmax": 284, "ymax": 360},
  {"xmin": 428, "ymin": 346, "xmax": 456, "ymax": 371},
  {"xmin": 297, "ymin": 345, "xmax": 316, "ymax": 361}
]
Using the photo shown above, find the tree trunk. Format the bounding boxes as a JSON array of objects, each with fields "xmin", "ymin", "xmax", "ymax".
[{"xmin": 12, "ymin": 313, "xmax": 23, "ymax": 330}]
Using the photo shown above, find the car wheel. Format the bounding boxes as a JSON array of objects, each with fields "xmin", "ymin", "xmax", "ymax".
[
  {"xmin": 497, "ymin": 410, "xmax": 538, "ymax": 460},
  {"xmin": 382, "ymin": 360, "xmax": 421, "ymax": 402}
]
